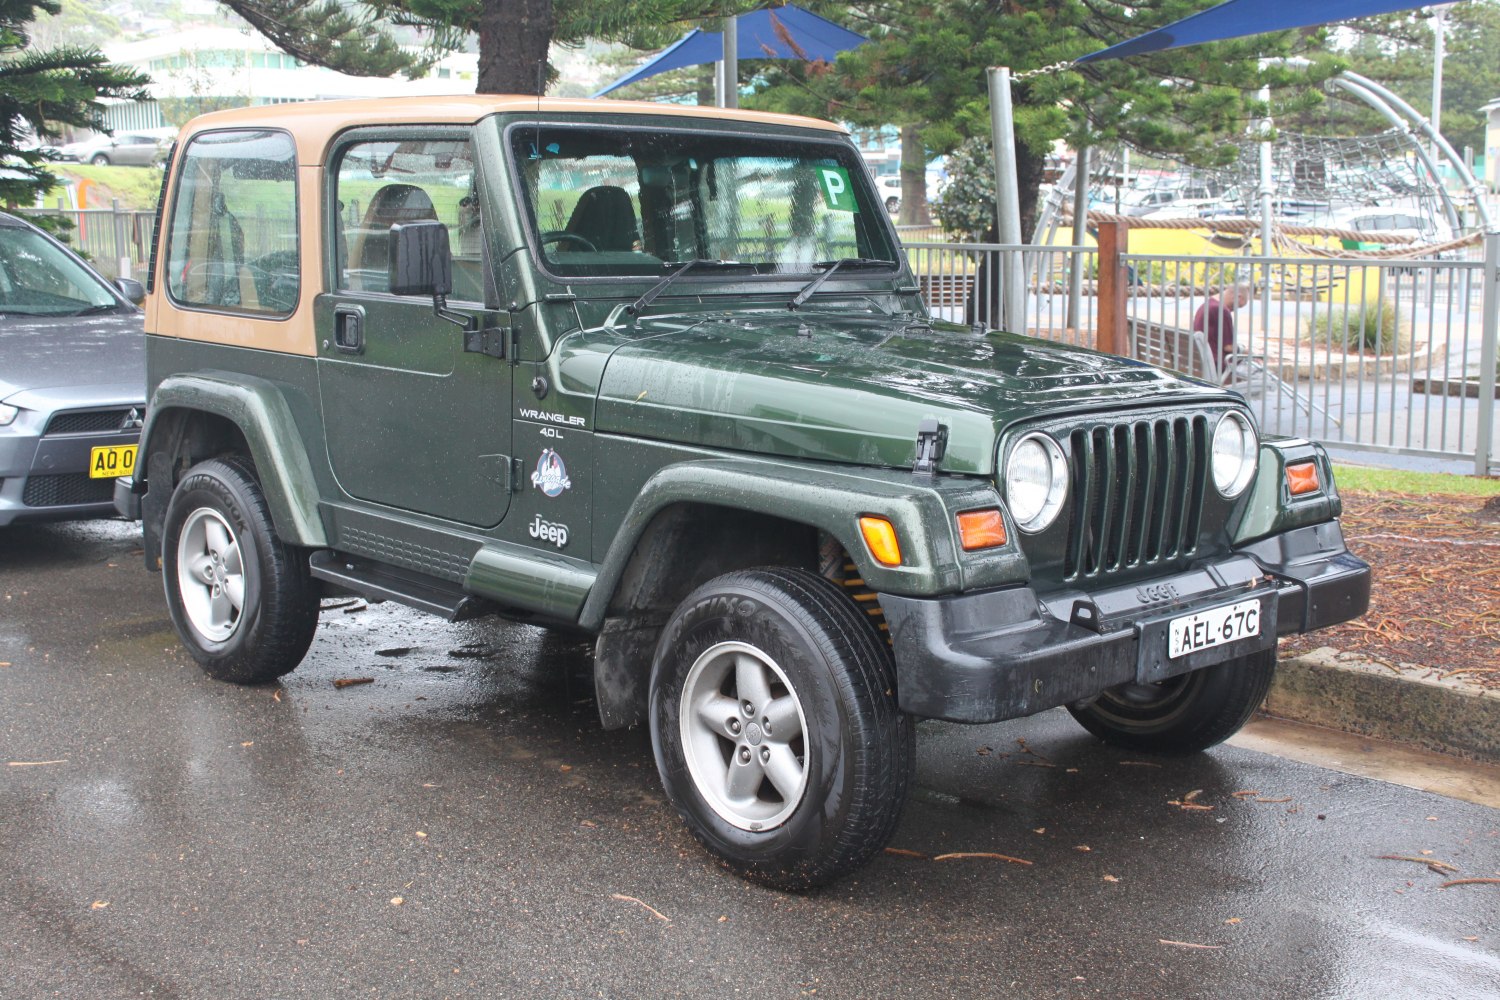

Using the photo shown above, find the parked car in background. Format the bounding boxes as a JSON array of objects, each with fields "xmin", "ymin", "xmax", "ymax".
[
  {"xmin": 0, "ymin": 212, "xmax": 145, "ymax": 526},
  {"xmin": 54, "ymin": 131, "xmax": 171, "ymax": 167}
]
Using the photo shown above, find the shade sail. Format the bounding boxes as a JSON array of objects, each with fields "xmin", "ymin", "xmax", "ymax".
[
  {"xmin": 1077, "ymin": 0, "xmax": 1437, "ymax": 63},
  {"xmin": 595, "ymin": 5, "xmax": 866, "ymax": 96}
]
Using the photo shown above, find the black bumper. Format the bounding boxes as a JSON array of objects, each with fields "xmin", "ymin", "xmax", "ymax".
[{"xmin": 881, "ymin": 521, "xmax": 1371, "ymax": 723}]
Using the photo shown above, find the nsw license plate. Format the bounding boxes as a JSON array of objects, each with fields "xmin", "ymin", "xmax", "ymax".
[
  {"xmin": 1168, "ymin": 598, "xmax": 1261, "ymax": 659},
  {"xmin": 88, "ymin": 444, "xmax": 137, "ymax": 479}
]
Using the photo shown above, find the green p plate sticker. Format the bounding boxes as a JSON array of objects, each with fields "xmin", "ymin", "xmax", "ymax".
[{"xmin": 818, "ymin": 166, "xmax": 856, "ymax": 212}]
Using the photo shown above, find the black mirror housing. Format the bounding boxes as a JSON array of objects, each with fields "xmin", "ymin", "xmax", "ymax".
[
  {"xmin": 115, "ymin": 276, "xmax": 146, "ymax": 304},
  {"xmin": 388, "ymin": 220, "xmax": 452, "ymax": 298}
]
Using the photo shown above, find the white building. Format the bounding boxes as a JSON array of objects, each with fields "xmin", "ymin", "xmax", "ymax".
[{"xmin": 100, "ymin": 27, "xmax": 479, "ymax": 132}]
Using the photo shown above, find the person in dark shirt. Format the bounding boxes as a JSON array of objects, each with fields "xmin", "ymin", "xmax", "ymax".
[{"xmin": 1192, "ymin": 282, "xmax": 1252, "ymax": 367}]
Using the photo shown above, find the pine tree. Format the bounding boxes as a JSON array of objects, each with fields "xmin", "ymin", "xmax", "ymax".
[
  {"xmin": 0, "ymin": 0, "xmax": 148, "ymax": 208},
  {"xmin": 746, "ymin": 2, "xmax": 1342, "ymax": 235}
]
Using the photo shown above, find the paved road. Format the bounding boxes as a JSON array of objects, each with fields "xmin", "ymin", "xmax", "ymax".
[{"xmin": 3, "ymin": 520, "xmax": 1498, "ymax": 999}]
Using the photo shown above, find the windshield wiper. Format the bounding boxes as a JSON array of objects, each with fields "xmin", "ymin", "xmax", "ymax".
[
  {"xmin": 626, "ymin": 259, "xmax": 755, "ymax": 318},
  {"xmin": 72, "ymin": 303, "xmax": 121, "ymax": 316},
  {"xmin": 788, "ymin": 258, "xmax": 892, "ymax": 310}
]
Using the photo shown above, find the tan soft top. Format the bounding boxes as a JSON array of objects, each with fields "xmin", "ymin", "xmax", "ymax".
[{"xmin": 179, "ymin": 95, "xmax": 847, "ymax": 163}]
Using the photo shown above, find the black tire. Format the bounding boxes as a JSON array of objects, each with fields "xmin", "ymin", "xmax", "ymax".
[
  {"xmin": 650, "ymin": 567, "xmax": 913, "ymax": 890},
  {"xmin": 884, "ymin": 196, "xmax": 900, "ymax": 213},
  {"xmin": 1066, "ymin": 649, "xmax": 1276, "ymax": 754},
  {"xmin": 161, "ymin": 454, "xmax": 318, "ymax": 684},
  {"xmin": 89, "ymin": 153, "xmax": 110, "ymax": 166}
]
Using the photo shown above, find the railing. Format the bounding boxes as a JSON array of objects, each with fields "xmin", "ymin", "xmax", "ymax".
[
  {"xmin": 18, "ymin": 205, "xmax": 1495, "ymax": 473},
  {"xmin": 1117, "ymin": 246, "xmax": 1497, "ymax": 474},
  {"xmin": 17, "ymin": 205, "xmax": 160, "ymax": 281},
  {"xmin": 904, "ymin": 241, "xmax": 1099, "ymax": 348},
  {"xmin": 904, "ymin": 233, "xmax": 1496, "ymax": 475}
]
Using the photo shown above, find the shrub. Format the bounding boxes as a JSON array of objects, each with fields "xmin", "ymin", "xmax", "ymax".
[{"xmin": 1303, "ymin": 300, "xmax": 1409, "ymax": 356}]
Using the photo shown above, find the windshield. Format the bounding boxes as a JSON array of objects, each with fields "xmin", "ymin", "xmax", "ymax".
[
  {"xmin": 508, "ymin": 125, "xmax": 897, "ymax": 278},
  {"xmin": 0, "ymin": 226, "xmax": 118, "ymax": 316}
]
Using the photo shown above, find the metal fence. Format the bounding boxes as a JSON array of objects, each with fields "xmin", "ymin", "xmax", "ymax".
[
  {"xmin": 16, "ymin": 205, "xmax": 1496, "ymax": 473},
  {"xmin": 1118, "ymin": 241, "xmax": 1498, "ymax": 475},
  {"xmin": 17, "ymin": 204, "xmax": 159, "ymax": 281},
  {"xmin": 904, "ymin": 241, "xmax": 1100, "ymax": 348},
  {"xmin": 904, "ymin": 236, "xmax": 1498, "ymax": 476}
]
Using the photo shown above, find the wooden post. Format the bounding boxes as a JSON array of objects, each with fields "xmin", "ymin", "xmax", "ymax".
[{"xmin": 1095, "ymin": 220, "xmax": 1128, "ymax": 356}]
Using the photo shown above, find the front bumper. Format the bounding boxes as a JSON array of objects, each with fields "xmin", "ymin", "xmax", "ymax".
[
  {"xmin": 881, "ymin": 521, "xmax": 1371, "ymax": 723},
  {"xmin": 0, "ymin": 426, "xmax": 140, "ymax": 527}
]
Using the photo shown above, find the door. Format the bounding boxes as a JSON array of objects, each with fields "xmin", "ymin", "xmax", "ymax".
[{"xmin": 316, "ymin": 131, "xmax": 513, "ymax": 528}]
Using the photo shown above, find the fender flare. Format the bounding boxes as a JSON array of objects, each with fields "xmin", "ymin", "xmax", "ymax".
[
  {"xmin": 577, "ymin": 457, "xmax": 1009, "ymax": 631},
  {"xmin": 139, "ymin": 372, "xmax": 328, "ymax": 548}
]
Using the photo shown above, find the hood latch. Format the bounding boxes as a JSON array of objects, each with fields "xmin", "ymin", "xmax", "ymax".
[{"xmin": 912, "ymin": 418, "xmax": 949, "ymax": 478}]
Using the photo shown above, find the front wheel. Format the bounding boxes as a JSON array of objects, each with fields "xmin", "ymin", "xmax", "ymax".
[
  {"xmin": 161, "ymin": 455, "xmax": 319, "ymax": 684},
  {"xmin": 650, "ymin": 568, "xmax": 912, "ymax": 890},
  {"xmin": 89, "ymin": 153, "xmax": 110, "ymax": 166},
  {"xmin": 1066, "ymin": 649, "xmax": 1276, "ymax": 754}
]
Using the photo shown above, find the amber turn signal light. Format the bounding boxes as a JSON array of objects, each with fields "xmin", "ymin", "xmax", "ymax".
[
  {"xmin": 858, "ymin": 515, "xmax": 903, "ymax": 567},
  {"xmin": 1286, "ymin": 461, "xmax": 1321, "ymax": 496},
  {"xmin": 956, "ymin": 509, "xmax": 1007, "ymax": 551}
]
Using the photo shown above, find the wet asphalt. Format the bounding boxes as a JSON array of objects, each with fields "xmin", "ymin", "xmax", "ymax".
[{"xmin": 2, "ymin": 520, "xmax": 1498, "ymax": 1000}]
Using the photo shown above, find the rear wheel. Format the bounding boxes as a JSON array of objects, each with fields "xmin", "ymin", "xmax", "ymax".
[
  {"xmin": 1066, "ymin": 649, "xmax": 1276, "ymax": 754},
  {"xmin": 651, "ymin": 568, "xmax": 912, "ymax": 890},
  {"xmin": 161, "ymin": 454, "xmax": 318, "ymax": 684}
]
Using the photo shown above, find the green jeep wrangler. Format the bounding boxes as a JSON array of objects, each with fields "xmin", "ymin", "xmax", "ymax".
[{"xmin": 123, "ymin": 96, "xmax": 1370, "ymax": 889}]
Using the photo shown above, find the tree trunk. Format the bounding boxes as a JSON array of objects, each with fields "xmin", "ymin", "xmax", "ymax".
[
  {"xmin": 896, "ymin": 125, "xmax": 931, "ymax": 226},
  {"xmin": 1016, "ymin": 140, "xmax": 1045, "ymax": 242},
  {"xmin": 477, "ymin": 0, "xmax": 556, "ymax": 95}
]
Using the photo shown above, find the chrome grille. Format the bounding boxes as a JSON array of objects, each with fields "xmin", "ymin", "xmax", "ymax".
[{"xmin": 1064, "ymin": 414, "xmax": 1209, "ymax": 580}]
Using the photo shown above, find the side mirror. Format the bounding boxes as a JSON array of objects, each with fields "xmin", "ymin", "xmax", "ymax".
[
  {"xmin": 114, "ymin": 276, "xmax": 145, "ymax": 304},
  {"xmin": 388, "ymin": 220, "xmax": 452, "ymax": 298}
]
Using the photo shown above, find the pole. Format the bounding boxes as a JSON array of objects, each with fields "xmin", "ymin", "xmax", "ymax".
[
  {"xmin": 1067, "ymin": 145, "xmax": 1089, "ymax": 332},
  {"xmin": 987, "ymin": 67, "xmax": 1025, "ymax": 333},
  {"xmin": 1478, "ymin": 231, "xmax": 1498, "ymax": 476},
  {"xmin": 1257, "ymin": 82, "xmax": 1274, "ymax": 342},
  {"xmin": 1095, "ymin": 220, "xmax": 1126, "ymax": 356},
  {"xmin": 721, "ymin": 16, "xmax": 738, "ymax": 109}
]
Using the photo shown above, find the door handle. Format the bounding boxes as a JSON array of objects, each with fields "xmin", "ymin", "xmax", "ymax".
[{"xmin": 333, "ymin": 305, "xmax": 364, "ymax": 354}]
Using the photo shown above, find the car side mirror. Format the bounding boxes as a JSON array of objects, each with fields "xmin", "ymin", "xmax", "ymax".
[
  {"xmin": 115, "ymin": 276, "xmax": 145, "ymax": 304},
  {"xmin": 388, "ymin": 219, "xmax": 477, "ymax": 336},
  {"xmin": 388, "ymin": 220, "xmax": 452, "ymax": 298}
]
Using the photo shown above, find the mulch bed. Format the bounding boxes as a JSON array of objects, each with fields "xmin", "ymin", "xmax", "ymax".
[{"xmin": 1277, "ymin": 489, "xmax": 1500, "ymax": 692}]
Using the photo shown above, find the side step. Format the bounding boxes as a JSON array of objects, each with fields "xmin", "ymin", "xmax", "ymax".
[{"xmin": 308, "ymin": 551, "xmax": 497, "ymax": 623}]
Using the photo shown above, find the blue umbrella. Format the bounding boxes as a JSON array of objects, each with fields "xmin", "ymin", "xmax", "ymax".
[
  {"xmin": 594, "ymin": 5, "xmax": 866, "ymax": 97},
  {"xmin": 1078, "ymin": 0, "xmax": 1441, "ymax": 62}
]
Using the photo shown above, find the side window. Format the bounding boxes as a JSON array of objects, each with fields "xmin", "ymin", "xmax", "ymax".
[
  {"xmin": 334, "ymin": 138, "xmax": 481, "ymax": 300},
  {"xmin": 165, "ymin": 129, "xmax": 299, "ymax": 315}
]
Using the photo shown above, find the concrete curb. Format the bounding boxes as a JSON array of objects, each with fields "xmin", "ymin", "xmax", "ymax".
[{"xmin": 1265, "ymin": 647, "xmax": 1500, "ymax": 765}]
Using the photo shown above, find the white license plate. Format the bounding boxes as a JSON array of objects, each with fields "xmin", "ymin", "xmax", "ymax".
[{"xmin": 1168, "ymin": 598, "xmax": 1261, "ymax": 659}]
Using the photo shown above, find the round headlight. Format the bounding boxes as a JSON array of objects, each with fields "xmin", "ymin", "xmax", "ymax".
[
  {"xmin": 1004, "ymin": 432, "xmax": 1068, "ymax": 532},
  {"xmin": 1211, "ymin": 411, "xmax": 1258, "ymax": 498}
]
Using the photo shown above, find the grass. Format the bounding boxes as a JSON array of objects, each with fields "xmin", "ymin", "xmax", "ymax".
[
  {"xmin": 1333, "ymin": 464, "xmax": 1500, "ymax": 497},
  {"xmin": 51, "ymin": 164, "xmax": 168, "ymax": 211},
  {"xmin": 1304, "ymin": 299, "xmax": 1410, "ymax": 356}
]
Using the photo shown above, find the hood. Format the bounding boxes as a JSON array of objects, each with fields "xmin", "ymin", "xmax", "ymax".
[
  {"xmin": 593, "ymin": 310, "xmax": 1231, "ymax": 475},
  {"xmin": 0, "ymin": 309, "xmax": 145, "ymax": 403}
]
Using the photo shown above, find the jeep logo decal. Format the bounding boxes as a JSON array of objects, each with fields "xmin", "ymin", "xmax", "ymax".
[{"xmin": 528, "ymin": 514, "xmax": 569, "ymax": 548}]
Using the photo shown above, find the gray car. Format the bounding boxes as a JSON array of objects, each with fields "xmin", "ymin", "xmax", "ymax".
[
  {"xmin": 54, "ymin": 132, "xmax": 168, "ymax": 167},
  {"xmin": 0, "ymin": 212, "xmax": 145, "ymax": 526}
]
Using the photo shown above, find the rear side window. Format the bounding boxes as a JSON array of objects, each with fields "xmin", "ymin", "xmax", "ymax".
[{"xmin": 164, "ymin": 129, "xmax": 299, "ymax": 315}]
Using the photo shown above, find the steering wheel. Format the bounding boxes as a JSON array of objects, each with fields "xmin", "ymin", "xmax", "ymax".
[{"xmin": 540, "ymin": 231, "xmax": 598, "ymax": 252}]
